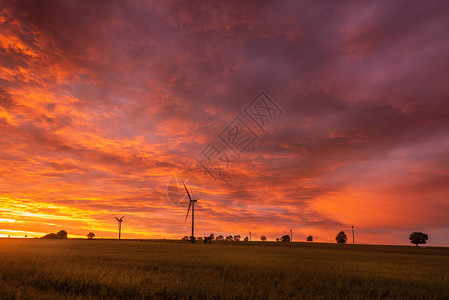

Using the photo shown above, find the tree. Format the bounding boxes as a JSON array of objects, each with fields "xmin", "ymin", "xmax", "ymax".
[
  {"xmin": 182, "ymin": 235, "xmax": 189, "ymax": 240},
  {"xmin": 306, "ymin": 235, "xmax": 313, "ymax": 242},
  {"xmin": 225, "ymin": 235, "xmax": 233, "ymax": 241},
  {"xmin": 197, "ymin": 236, "xmax": 203, "ymax": 241},
  {"xmin": 261, "ymin": 236, "xmax": 267, "ymax": 241},
  {"xmin": 87, "ymin": 232, "xmax": 95, "ymax": 239},
  {"xmin": 409, "ymin": 232, "xmax": 428, "ymax": 247},
  {"xmin": 42, "ymin": 230, "xmax": 68, "ymax": 239},
  {"xmin": 281, "ymin": 235, "xmax": 290, "ymax": 242},
  {"xmin": 276, "ymin": 238, "xmax": 280, "ymax": 242},
  {"xmin": 336, "ymin": 231, "xmax": 347, "ymax": 244},
  {"xmin": 216, "ymin": 235, "xmax": 224, "ymax": 241},
  {"xmin": 42, "ymin": 233, "xmax": 58, "ymax": 239},
  {"xmin": 57, "ymin": 230, "xmax": 68, "ymax": 239},
  {"xmin": 234, "ymin": 235, "xmax": 241, "ymax": 241},
  {"xmin": 208, "ymin": 233, "xmax": 215, "ymax": 240},
  {"xmin": 244, "ymin": 236, "xmax": 249, "ymax": 241}
]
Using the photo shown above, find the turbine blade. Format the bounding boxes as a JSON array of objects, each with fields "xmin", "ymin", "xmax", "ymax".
[
  {"xmin": 185, "ymin": 202, "xmax": 192, "ymax": 222},
  {"xmin": 121, "ymin": 215, "xmax": 125, "ymax": 220},
  {"xmin": 115, "ymin": 217, "xmax": 119, "ymax": 221},
  {"xmin": 184, "ymin": 183, "xmax": 192, "ymax": 201}
]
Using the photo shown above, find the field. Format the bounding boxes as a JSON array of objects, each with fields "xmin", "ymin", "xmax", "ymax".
[{"xmin": 0, "ymin": 239, "xmax": 448, "ymax": 299}]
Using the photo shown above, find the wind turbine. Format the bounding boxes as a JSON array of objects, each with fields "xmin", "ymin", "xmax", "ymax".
[
  {"xmin": 184, "ymin": 183, "xmax": 202, "ymax": 243},
  {"xmin": 115, "ymin": 216, "xmax": 124, "ymax": 240}
]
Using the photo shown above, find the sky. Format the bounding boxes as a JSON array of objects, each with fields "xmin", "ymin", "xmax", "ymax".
[{"xmin": 1, "ymin": 0, "xmax": 448, "ymax": 245}]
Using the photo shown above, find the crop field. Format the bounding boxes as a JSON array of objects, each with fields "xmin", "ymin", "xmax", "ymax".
[{"xmin": 0, "ymin": 239, "xmax": 448, "ymax": 299}]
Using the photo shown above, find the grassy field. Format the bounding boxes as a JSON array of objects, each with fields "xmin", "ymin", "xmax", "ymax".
[{"xmin": 0, "ymin": 239, "xmax": 448, "ymax": 299}]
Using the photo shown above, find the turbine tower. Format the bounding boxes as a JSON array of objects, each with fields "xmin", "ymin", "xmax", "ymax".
[
  {"xmin": 352, "ymin": 225, "xmax": 355, "ymax": 245},
  {"xmin": 115, "ymin": 216, "xmax": 124, "ymax": 240},
  {"xmin": 184, "ymin": 183, "xmax": 202, "ymax": 243}
]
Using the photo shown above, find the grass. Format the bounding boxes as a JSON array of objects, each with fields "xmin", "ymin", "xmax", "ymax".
[{"xmin": 0, "ymin": 239, "xmax": 448, "ymax": 299}]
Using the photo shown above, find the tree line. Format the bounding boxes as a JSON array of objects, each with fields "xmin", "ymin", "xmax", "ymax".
[
  {"xmin": 39, "ymin": 229, "xmax": 430, "ymax": 246},
  {"xmin": 179, "ymin": 231, "xmax": 430, "ymax": 246}
]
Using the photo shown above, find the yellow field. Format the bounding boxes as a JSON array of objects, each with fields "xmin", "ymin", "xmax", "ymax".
[{"xmin": 0, "ymin": 239, "xmax": 448, "ymax": 299}]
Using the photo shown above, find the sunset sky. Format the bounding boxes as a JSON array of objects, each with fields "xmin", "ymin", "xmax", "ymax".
[{"xmin": 1, "ymin": 1, "xmax": 448, "ymax": 245}]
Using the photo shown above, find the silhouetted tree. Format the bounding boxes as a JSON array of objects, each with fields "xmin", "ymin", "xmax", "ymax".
[
  {"xmin": 42, "ymin": 230, "xmax": 68, "ymax": 239},
  {"xmin": 197, "ymin": 236, "xmax": 203, "ymax": 241},
  {"xmin": 42, "ymin": 233, "xmax": 57, "ymax": 239},
  {"xmin": 216, "ymin": 235, "xmax": 224, "ymax": 241},
  {"xmin": 261, "ymin": 236, "xmax": 267, "ymax": 241},
  {"xmin": 57, "ymin": 230, "xmax": 68, "ymax": 239},
  {"xmin": 244, "ymin": 236, "xmax": 249, "ymax": 241},
  {"xmin": 336, "ymin": 231, "xmax": 347, "ymax": 244},
  {"xmin": 409, "ymin": 232, "xmax": 428, "ymax": 247},
  {"xmin": 189, "ymin": 235, "xmax": 195, "ymax": 242},
  {"xmin": 182, "ymin": 235, "xmax": 189, "ymax": 240},
  {"xmin": 87, "ymin": 232, "xmax": 95, "ymax": 239},
  {"xmin": 281, "ymin": 235, "xmax": 290, "ymax": 242},
  {"xmin": 234, "ymin": 235, "xmax": 241, "ymax": 241},
  {"xmin": 225, "ymin": 235, "xmax": 233, "ymax": 241},
  {"xmin": 203, "ymin": 236, "xmax": 208, "ymax": 244},
  {"xmin": 306, "ymin": 235, "xmax": 313, "ymax": 242},
  {"xmin": 209, "ymin": 233, "xmax": 215, "ymax": 240}
]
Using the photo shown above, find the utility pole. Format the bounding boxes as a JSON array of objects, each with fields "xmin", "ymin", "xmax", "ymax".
[
  {"xmin": 352, "ymin": 225, "xmax": 355, "ymax": 245},
  {"xmin": 290, "ymin": 229, "xmax": 292, "ymax": 242},
  {"xmin": 249, "ymin": 232, "xmax": 251, "ymax": 241}
]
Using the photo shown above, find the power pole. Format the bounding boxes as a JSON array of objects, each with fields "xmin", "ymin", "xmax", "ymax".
[
  {"xmin": 352, "ymin": 225, "xmax": 355, "ymax": 245},
  {"xmin": 249, "ymin": 232, "xmax": 251, "ymax": 241},
  {"xmin": 290, "ymin": 229, "xmax": 292, "ymax": 242}
]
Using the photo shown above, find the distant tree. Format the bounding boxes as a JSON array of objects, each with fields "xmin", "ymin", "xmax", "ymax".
[
  {"xmin": 87, "ymin": 232, "xmax": 95, "ymax": 240},
  {"xmin": 409, "ymin": 232, "xmax": 429, "ymax": 247},
  {"xmin": 216, "ymin": 235, "xmax": 224, "ymax": 241},
  {"xmin": 306, "ymin": 235, "xmax": 313, "ymax": 242},
  {"xmin": 234, "ymin": 235, "xmax": 241, "ymax": 241},
  {"xmin": 182, "ymin": 236, "xmax": 189, "ymax": 240},
  {"xmin": 57, "ymin": 230, "xmax": 68, "ymax": 239},
  {"xmin": 261, "ymin": 236, "xmax": 267, "ymax": 241},
  {"xmin": 281, "ymin": 235, "xmax": 290, "ymax": 242},
  {"xmin": 336, "ymin": 231, "xmax": 347, "ymax": 244},
  {"xmin": 244, "ymin": 236, "xmax": 249, "ymax": 241},
  {"xmin": 42, "ymin": 233, "xmax": 58, "ymax": 239},
  {"xmin": 197, "ymin": 236, "xmax": 203, "ymax": 241},
  {"xmin": 276, "ymin": 238, "xmax": 280, "ymax": 242},
  {"xmin": 42, "ymin": 230, "xmax": 68, "ymax": 239},
  {"xmin": 225, "ymin": 235, "xmax": 233, "ymax": 241},
  {"xmin": 209, "ymin": 233, "xmax": 215, "ymax": 240},
  {"xmin": 189, "ymin": 235, "xmax": 195, "ymax": 242}
]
